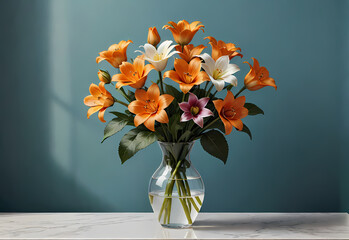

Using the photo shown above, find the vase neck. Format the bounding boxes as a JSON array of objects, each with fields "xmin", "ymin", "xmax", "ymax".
[{"xmin": 158, "ymin": 141, "xmax": 194, "ymax": 167}]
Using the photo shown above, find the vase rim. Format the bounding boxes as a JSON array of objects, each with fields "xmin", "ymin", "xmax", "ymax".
[{"xmin": 157, "ymin": 141, "xmax": 195, "ymax": 145}]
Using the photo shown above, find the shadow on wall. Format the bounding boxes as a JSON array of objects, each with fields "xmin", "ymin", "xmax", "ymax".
[{"xmin": 0, "ymin": 0, "xmax": 113, "ymax": 211}]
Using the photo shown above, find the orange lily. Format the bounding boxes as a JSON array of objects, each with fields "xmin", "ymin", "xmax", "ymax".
[
  {"xmin": 163, "ymin": 20, "xmax": 204, "ymax": 45},
  {"xmin": 244, "ymin": 57, "xmax": 277, "ymax": 91},
  {"xmin": 213, "ymin": 91, "xmax": 248, "ymax": 135},
  {"xmin": 175, "ymin": 44, "xmax": 206, "ymax": 63},
  {"xmin": 128, "ymin": 84, "xmax": 174, "ymax": 131},
  {"xmin": 96, "ymin": 40, "xmax": 132, "ymax": 68},
  {"xmin": 205, "ymin": 36, "xmax": 242, "ymax": 61},
  {"xmin": 84, "ymin": 82, "xmax": 114, "ymax": 123},
  {"xmin": 147, "ymin": 27, "xmax": 161, "ymax": 47},
  {"xmin": 112, "ymin": 56, "xmax": 154, "ymax": 89},
  {"xmin": 163, "ymin": 58, "xmax": 210, "ymax": 94}
]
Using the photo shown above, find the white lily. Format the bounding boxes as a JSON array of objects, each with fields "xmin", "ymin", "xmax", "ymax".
[
  {"xmin": 136, "ymin": 40, "xmax": 179, "ymax": 72},
  {"xmin": 198, "ymin": 53, "xmax": 240, "ymax": 91}
]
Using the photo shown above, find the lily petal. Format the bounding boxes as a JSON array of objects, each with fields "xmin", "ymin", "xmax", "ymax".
[
  {"xmin": 97, "ymin": 108, "xmax": 107, "ymax": 122},
  {"xmin": 147, "ymin": 83, "xmax": 160, "ymax": 102},
  {"xmin": 215, "ymin": 55, "xmax": 229, "ymax": 71},
  {"xmin": 144, "ymin": 115, "xmax": 156, "ymax": 131},
  {"xmin": 179, "ymin": 102, "xmax": 191, "ymax": 112},
  {"xmin": 142, "ymin": 43, "xmax": 157, "ymax": 59},
  {"xmin": 188, "ymin": 92, "xmax": 199, "ymax": 106},
  {"xmin": 87, "ymin": 106, "xmax": 103, "ymax": 119},
  {"xmin": 135, "ymin": 89, "xmax": 147, "ymax": 101},
  {"xmin": 180, "ymin": 112, "xmax": 193, "ymax": 122},
  {"xmin": 158, "ymin": 94, "xmax": 174, "ymax": 109},
  {"xmin": 196, "ymin": 97, "xmax": 210, "ymax": 109},
  {"xmin": 134, "ymin": 113, "xmax": 151, "ymax": 127},
  {"xmin": 155, "ymin": 109, "xmax": 169, "ymax": 123},
  {"xmin": 157, "ymin": 40, "xmax": 173, "ymax": 55},
  {"xmin": 211, "ymin": 78, "xmax": 225, "ymax": 91},
  {"xmin": 193, "ymin": 116, "xmax": 204, "ymax": 128},
  {"xmin": 199, "ymin": 108, "xmax": 213, "ymax": 118},
  {"xmin": 223, "ymin": 75, "xmax": 238, "ymax": 86}
]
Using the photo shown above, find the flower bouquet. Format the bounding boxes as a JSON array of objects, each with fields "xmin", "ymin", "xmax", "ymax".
[{"xmin": 84, "ymin": 20, "xmax": 277, "ymax": 228}]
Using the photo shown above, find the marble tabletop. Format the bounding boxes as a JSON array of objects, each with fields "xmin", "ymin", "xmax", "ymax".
[{"xmin": 0, "ymin": 213, "xmax": 348, "ymax": 240}]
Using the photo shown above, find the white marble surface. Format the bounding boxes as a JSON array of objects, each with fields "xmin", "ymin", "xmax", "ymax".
[{"xmin": 0, "ymin": 213, "xmax": 348, "ymax": 239}]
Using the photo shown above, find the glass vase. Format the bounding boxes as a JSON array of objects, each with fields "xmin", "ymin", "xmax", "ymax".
[{"xmin": 148, "ymin": 141, "xmax": 205, "ymax": 228}]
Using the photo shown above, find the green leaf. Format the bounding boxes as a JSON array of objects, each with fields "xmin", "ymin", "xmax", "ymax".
[
  {"xmin": 118, "ymin": 128, "xmax": 158, "ymax": 164},
  {"xmin": 101, "ymin": 118, "xmax": 128, "ymax": 143},
  {"xmin": 169, "ymin": 114, "xmax": 183, "ymax": 139},
  {"xmin": 206, "ymin": 118, "xmax": 225, "ymax": 133},
  {"xmin": 240, "ymin": 124, "xmax": 252, "ymax": 140},
  {"xmin": 177, "ymin": 130, "xmax": 192, "ymax": 142},
  {"xmin": 200, "ymin": 130, "xmax": 229, "ymax": 164},
  {"xmin": 192, "ymin": 88, "xmax": 216, "ymax": 99},
  {"xmin": 244, "ymin": 103, "xmax": 264, "ymax": 115},
  {"xmin": 110, "ymin": 111, "xmax": 129, "ymax": 119},
  {"xmin": 165, "ymin": 83, "xmax": 182, "ymax": 102},
  {"xmin": 110, "ymin": 111, "xmax": 134, "ymax": 126}
]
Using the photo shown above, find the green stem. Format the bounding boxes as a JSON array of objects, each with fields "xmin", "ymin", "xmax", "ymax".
[
  {"xmin": 182, "ymin": 93, "xmax": 186, "ymax": 102},
  {"xmin": 161, "ymin": 124, "xmax": 170, "ymax": 142},
  {"xmin": 177, "ymin": 173, "xmax": 191, "ymax": 213},
  {"xmin": 206, "ymin": 83, "xmax": 214, "ymax": 97},
  {"xmin": 158, "ymin": 182, "xmax": 175, "ymax": 222},
  {"xmin": 175, "ymin": 177, "xmax": 192, "ymax": 224},
  {"xmin": 113, "ymin": 97, "xmax": 128, "ymax": 107},
  {"xmin": 167, "ymin": 198, "xmax": 172, "ymax": 224},
  {"xmin": 197, "ymin": 117, "xmax": 220, "ymax": 135},
  {"xmin": 204, "ymin": 81, "xmax": 209, "ymax": 91},
  {"xmin": 158, "ymin": 71, "xmax": 164, "ymax": 94},
  {"xmin": 234, "ymin": 86, "xmax": 246, "ymax": 98},
  {"xmin": 195, "ymin": 196, "xmax": 202, "ymax": 206},
  {"xmin": 118, "ymin": 87, "xmax": 131, "ymax": 102},
  {"xmin": 189, "ymin": 197, "xmax": 199, "ymax": 212},
  {"xmin": 158, "ymin": 159, "xmax": 183, "ymax": 221}
]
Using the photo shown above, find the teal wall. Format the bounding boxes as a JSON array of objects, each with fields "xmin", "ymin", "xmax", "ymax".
[
  {"xmin": 0, "ymin": 0, "xmax": 348, "ymax": 212},
  {"xmin": 340, "ymin": 0, "xmax": 349, "ymax": 212}
]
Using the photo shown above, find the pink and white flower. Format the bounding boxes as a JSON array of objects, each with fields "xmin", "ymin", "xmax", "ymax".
[{"xmin": 179, "ymin": 93, "xmax": 214, "ymax": 128}]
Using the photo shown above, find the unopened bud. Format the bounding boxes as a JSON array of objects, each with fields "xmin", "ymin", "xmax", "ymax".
[
  {"xmin": 98, "ymin": 69, "xmax": 111, "ymax": 84},
  {"xmin": 147, "ymin": 27, "xmax": 161, "ymax": 47}
]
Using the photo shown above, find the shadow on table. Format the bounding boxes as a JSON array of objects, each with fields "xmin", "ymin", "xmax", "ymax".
[{"xmin": 192, "ymin": 213, "xmax": 348, "ymax": 231}]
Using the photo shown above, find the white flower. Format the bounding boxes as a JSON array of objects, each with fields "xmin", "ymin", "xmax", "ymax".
[
  {"xmin": 198, "ymin": 53, "xmax": 240, "ymax": 91},
  {"xmin": 136, "ymin": 40, "xmax": 179, "ymax": 72}
]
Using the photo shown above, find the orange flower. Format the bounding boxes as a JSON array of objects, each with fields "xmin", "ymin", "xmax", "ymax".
[
  {"xmin": 175, "ymin": 44, "xmax": 206, "ymax": 62},
  {"xmin": 84, "ymin": 82, "xmax": 114, "ymax": 123},
  {"xmin": 244, "ymin": 57, "xmax": 277, "ymax": 91},
  {"xmin": 213, "ymin": 91, "xmax": 248, "ymax": 135},
  {"xmin": 128, "ymin": 84, "xmax": 174, "ymax": 131},
  {"xmin": 112, "ymin": 56, "xmax": 154, "ymax": 89},
  {"xmin": 147, "ymin": 27, "xmax": 161, "ymax": 47},
  {"xmin": 163, "ymin": 20, "xmax": 204, "ymax": 45},
  {"xmin": 163, "ymin": 58, "xmax": 210, "ymax": 94},
  {"xmin": 205, "ymin": 36, "xmax": 242, "ymax": 61},
  {"xmin": 96, "ymin": 40, "xmax": 132, "ymax": 68}
]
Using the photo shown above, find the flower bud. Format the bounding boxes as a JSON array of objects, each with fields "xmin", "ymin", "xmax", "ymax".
[
  {"xmin": 147, "ymin": 27, "xmax": 161, "ymax": 47},
  {"xmin": 98, "ymin": 69, "xmax": 111, "ymax": 84}
]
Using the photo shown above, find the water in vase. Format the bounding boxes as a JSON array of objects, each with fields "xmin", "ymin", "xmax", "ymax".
[{"xmin": 149, "ymin": 190, "xmax": 204, "ymax": 228}]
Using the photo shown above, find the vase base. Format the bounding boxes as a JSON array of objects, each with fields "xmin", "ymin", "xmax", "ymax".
[{"xmin": 161, "ymin": 223, "xmax": 192, "ymax": 229}]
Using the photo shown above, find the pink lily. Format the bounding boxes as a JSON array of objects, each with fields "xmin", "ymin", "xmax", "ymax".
[{"xmin": 179, "ymin": 93, "xmax": 214, "ymax": 128}]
